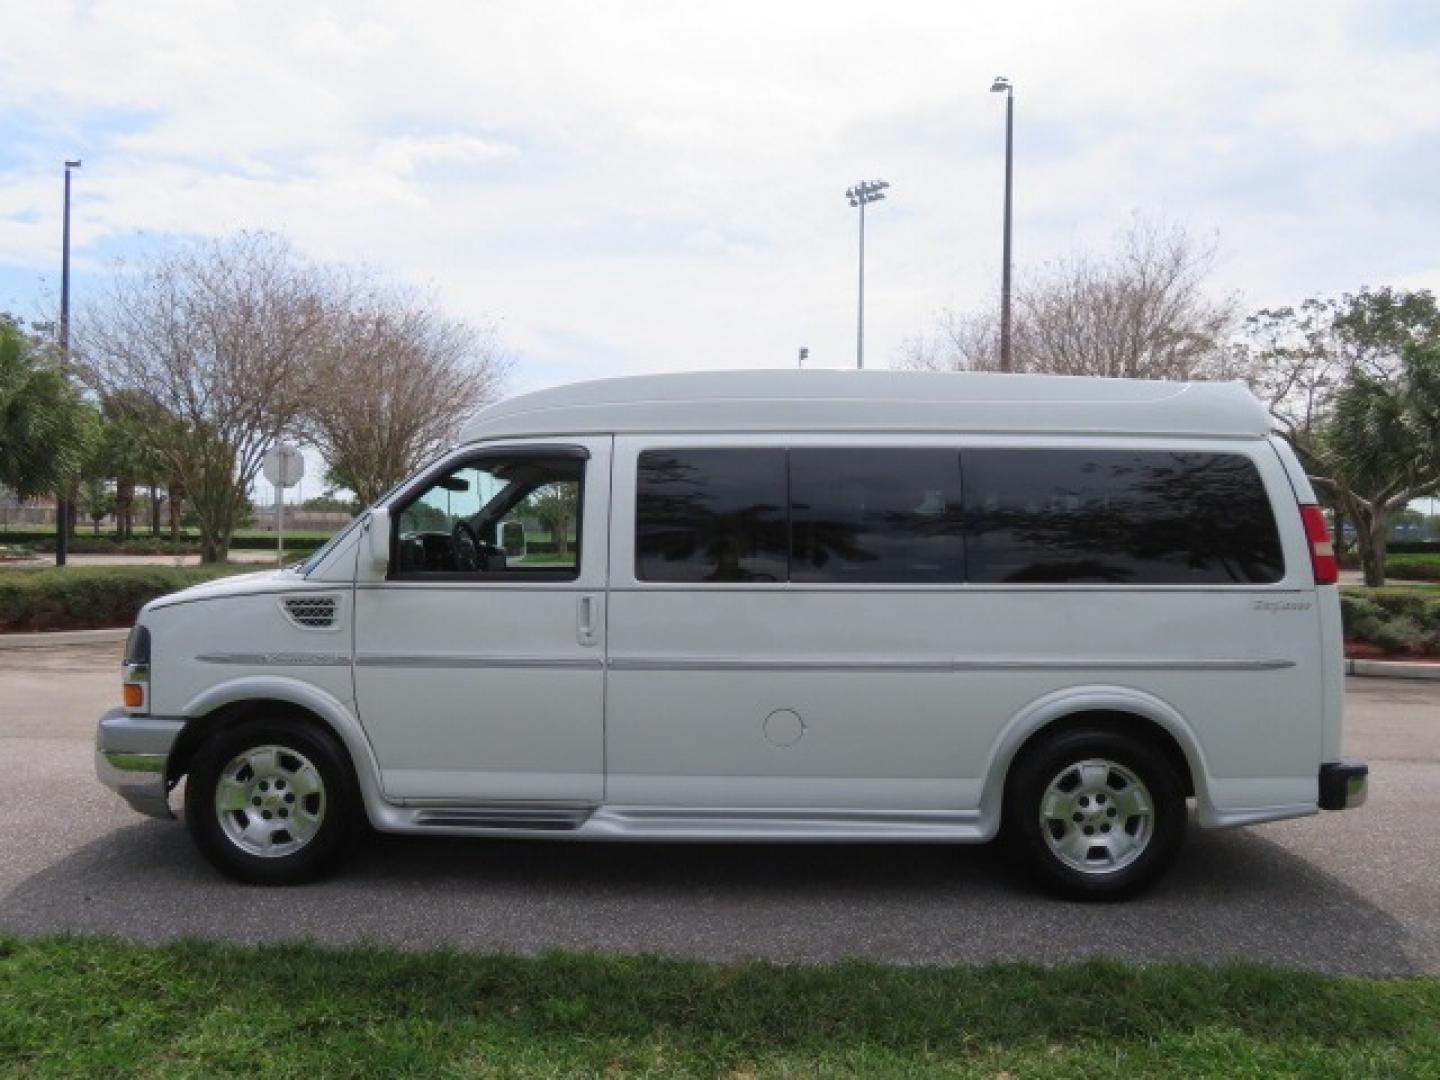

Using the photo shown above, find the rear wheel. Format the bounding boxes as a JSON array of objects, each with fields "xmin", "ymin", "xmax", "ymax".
[
  {"xmin": 1005, "ymin": 727, "xmax": 1186, "ymax": 900},
  {"xmin": 184, "ymin": 716, "xmax": 359, "ymax": 885}
]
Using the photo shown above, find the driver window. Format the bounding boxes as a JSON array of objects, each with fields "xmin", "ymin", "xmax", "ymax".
[{"xmin": 393, "ymin": 453, "xmax": 583, "ymax": 579}]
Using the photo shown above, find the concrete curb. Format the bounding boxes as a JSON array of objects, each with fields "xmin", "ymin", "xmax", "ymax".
[
  {"xmin": 1346, "ymin": 658, "xmax": 1440, "ymax": 681},
  {"xmin": 0, "ymin": 628, "xmax": 129, "ymax": 650}
]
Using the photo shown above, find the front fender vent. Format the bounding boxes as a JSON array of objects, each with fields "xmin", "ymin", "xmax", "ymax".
[{"xmin": 282, "ymin": 595, "xmax": 339, "ymax": 630}]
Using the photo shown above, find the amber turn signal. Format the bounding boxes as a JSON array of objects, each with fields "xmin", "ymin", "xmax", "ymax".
[{"xmin": 122, "ymin": 683, "xmax": 144, "ymax": 708}]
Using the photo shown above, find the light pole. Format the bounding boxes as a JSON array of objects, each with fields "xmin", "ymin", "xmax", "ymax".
[
  {"xmin": 57, "ymin": 158, "xmax": 81, "ymax": 567},
  {"xmin": 845, "ymin": 179, "xmax": 889, "ymax": 369},
  {"xmin": 990, "ymin": 76, "xmax": 1014, "ymax": 373}
]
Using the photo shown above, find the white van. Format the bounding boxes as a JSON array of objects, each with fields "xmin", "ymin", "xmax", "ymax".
[{"xmin": 96, "ymin": 371, "xmax": 1366, "ymax": 899}]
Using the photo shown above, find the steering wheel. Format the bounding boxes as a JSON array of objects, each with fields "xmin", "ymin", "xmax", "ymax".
[{"xmin": 452, "ymin": 520, "xmax": 482, "ymax": 571}]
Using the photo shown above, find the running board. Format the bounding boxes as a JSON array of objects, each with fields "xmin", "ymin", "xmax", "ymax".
[
  {"xmin": 410, "ymin": 806, "xmax": 593, "ymax": 830},
  {"xmin": 581, "ymin": 806, "xmax": 987, "ymax": 842},
  {"xmin": 382, "ymin": 804, "xmax": 989, "ymax": 842}
]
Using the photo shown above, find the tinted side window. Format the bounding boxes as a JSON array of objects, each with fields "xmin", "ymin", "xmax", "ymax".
[
  {"xmin": 962, "ymin": 449, "xmax": 1284, "ymax": 585},
  {"xmin": 636, "ymin": 449, "xmax": 788, "ymax": 582},
  {"xmin": 790, "ymin": 449, "xmax": 963, "ymax": 583}
]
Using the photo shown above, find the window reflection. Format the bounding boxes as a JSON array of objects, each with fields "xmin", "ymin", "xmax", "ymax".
[
  {"xmin": 790, "ymin": 449, "xmax": 963, "ymax": 583},
  {"xmin": 962, "ymin": 450, "xmax": 1284, "ymax": 584},
  {"xmin": 636, "ymin": 449, "xmax": 788, "ymax": 582}
]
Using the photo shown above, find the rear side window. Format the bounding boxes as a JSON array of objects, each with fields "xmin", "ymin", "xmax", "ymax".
[
  {"xmin": 790, "ymin": 448, "xmax": 963, "ymax": 583},
  {"xmin": 636, "ymin": 449, "xmax": 788, "ymax": 582},
  {"xmin": 962, "ymin": 449, "xmax": 1284, "ymax": 584}
]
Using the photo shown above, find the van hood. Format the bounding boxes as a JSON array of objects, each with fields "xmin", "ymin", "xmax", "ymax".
[{"xmin": 144, "ymin": 568, "xmax": 309, "ymax": 613}]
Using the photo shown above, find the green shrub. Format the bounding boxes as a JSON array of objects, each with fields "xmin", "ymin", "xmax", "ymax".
[
  {"xmin": 42, "ymin": 536, "xmax": 203, "ymax": 556},
  {"xmin": 1340, "ymin": 593, "xmax": 1385, "ymax": 643},
  {"xmin": 1342, "ymin": 586, "xmax": 1440, "ymax": 655},
  {"xmin": 2, "ymin": 528, "xmax": 329, "ymax": 554},
  {"xmin": 1388, "ymin": 540, "xmax": 1440, "ymax": 555},
  {"xmin": 225, "ymin": 534, "xmax": 327, "ymax": 552},
  {"xmin": 0, "ymin": 566, "xmax": 247, "ymax": 632},
  {"xmin": 26, "ymin": 535, "xmax": 323, "ymax": 556},
  {"xmin": 1386, "ymin": 554, "xmax": 1440, "ymax": 582},
  {"xmin": 1370, "ymin": 616, "xmax": 1428, "ymax": 653}
]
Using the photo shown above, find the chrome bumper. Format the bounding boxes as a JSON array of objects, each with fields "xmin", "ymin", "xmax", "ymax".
[{"xmin": 95, "ymin": 707, "xmax": 185, "ymax": 819}]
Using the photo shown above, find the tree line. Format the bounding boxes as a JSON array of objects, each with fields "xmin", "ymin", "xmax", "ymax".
[
  {"xmin": 901, "ymin": 218, "xmax": 1440, "ymax": 586},
  {"xmin": 1, "ymin": 231, "xmax": 507, "ymax": 563},
  {"xmin": 6, "ymin": 222, "xmax": 1437, "ymax": 581}
]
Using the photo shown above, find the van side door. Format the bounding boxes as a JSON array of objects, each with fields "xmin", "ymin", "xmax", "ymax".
[
  {"xmin": 603, "ymin": 435, "xmax": 975, "ymax": 812},
  {"xmin": 352, "ymin": 437, "xmax": 611, "ymax": 804}
]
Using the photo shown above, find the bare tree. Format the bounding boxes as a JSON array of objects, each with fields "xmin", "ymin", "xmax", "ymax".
[
  {"xmin": 899, "ymin": 310, "xmax": 1002, "ymax": 373},
  {"xmin": 899, "ymin": 217, "xmax": 1240, "ymax": 380},
  {"xmin": 303, "ymin": 282, "xmax": 509, "ymax": 508},
  {"xmin": 77, "ymin": 232, "xmax": 325, "ymax": 562}
]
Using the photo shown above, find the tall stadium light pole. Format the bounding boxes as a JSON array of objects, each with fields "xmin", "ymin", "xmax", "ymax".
[
  {"xmin": 845, "ymin": 179, "xmax": 889, "ymax": 369},
  {"xmin": 990, "ymin": 76, "xmax": 1014, "ymax": 372},
  {"xmin": 56, "ymin": 159, "xmax": 82, "ymax": 567}
]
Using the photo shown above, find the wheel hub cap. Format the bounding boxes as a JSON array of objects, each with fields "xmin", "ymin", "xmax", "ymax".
[
  {"xmin": 214, "ymin": 744, "xmax": 326, "ymax": 858},
  {"xmin": 1040, "ymin": 758, "xmax": 1154, "ymax": 875}
]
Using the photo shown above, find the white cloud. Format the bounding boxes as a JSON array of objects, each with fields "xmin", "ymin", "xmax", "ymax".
[{"xmin": 0, "ymin": 0, "xmax": 1437, "ymax": 390}]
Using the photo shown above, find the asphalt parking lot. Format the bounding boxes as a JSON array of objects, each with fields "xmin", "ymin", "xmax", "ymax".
[{"xmin": 2, "ymin": 642, "xmax": 1437, "ymax": 975}]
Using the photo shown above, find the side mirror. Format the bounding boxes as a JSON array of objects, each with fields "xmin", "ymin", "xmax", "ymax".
[{"xmin": 367, "ymin": 508, "xmax": 391, "ymax": 571}]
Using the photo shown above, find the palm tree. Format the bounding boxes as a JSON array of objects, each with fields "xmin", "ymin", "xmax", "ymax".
[
  {"xmin": 0, "ymin": 320, "xmax": 94, "ymax": 557},
  {"xmin": 1323, "ymin": 343, "xmax": 1440, "ymax": 585}
]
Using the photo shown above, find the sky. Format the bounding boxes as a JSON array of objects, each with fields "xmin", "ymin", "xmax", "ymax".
[{"xmin": 2, "ymin": 0, "xmax": 1439, "ymax": 421}]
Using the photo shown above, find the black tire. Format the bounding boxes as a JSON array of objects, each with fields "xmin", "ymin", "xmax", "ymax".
[
  {"xmin": 1004, "ymin": 726, "xmax": 1186, "ymax": 901},
  {"xmin": 184, "ymin": 715, "xmax": 360, "ymax": 885}
]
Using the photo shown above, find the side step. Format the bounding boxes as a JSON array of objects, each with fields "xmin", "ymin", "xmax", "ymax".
[
  {"xmin": 380, "ymin": 804, "xmax": 990, "ymax": 842},
  {"xmin": 581, "ymin": 806, "xmax": 987, "ymax": 842},
  {"xmin": 411, "ymin": 806, "xmax": 593, "ymax": 831}
]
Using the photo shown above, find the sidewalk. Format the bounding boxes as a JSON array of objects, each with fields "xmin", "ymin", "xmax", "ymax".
[{"xmin": 1345, "ymin": 658, "xmax": 1440, "ymax": 681}]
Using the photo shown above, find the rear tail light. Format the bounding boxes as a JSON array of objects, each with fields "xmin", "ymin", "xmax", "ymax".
[
  {"xmin": 1299, "ymin": 505, "xmax": 1338, "ymax": 585},
  {"xmin": 122, "ymin": 624, "xmax": 150, "ymax": 711}
]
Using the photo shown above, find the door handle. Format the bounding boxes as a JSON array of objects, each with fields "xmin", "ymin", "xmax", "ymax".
[{"xmin": 577, "ymin": 595, "xmax": 599, "ymax": 647}]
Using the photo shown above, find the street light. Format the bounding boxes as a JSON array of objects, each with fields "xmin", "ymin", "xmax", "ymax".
[
  {"xmin": 57, "ymin": 158, "xmax": 82, "ymax": 567},
  {"xmin": 845, "ymin": 179, "xmax": 889, "ymax": 370},
  {"xmin": 990, "ymin": 76, "xmax": 1014, "ymax": 373}
]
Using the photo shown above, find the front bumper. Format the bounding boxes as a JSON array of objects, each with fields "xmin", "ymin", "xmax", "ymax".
[
  {"xmin": 95, "ymin": 707, "xmax": 185, "ymax": 819},
  {"xmin": 1319, "ymin": 759, "xmax": 1368, "ymax": 811}
]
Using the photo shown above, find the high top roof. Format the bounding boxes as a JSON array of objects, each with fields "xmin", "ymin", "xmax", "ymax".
[{"xmin": 459, "ymin": 369, "xmax": 1273, "ymax": 443}]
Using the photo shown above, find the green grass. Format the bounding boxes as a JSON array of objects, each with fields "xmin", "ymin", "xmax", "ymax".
[
  {"xmin": 514, "ymin": 551, "xmax": 578, "ymax": 565},
  {"xmin": 2, "ymin": 938, "xmax": 1438, "ymax": 1077}
]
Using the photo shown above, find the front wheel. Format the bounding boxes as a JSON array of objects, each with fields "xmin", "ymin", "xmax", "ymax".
[
  {"xmin": 1005, "ymin": 727, "xmax": 1186, "ymax": 900},
  {"xmin": 184, "ymin": 717, "xmax": 359, "ymax": 885}
]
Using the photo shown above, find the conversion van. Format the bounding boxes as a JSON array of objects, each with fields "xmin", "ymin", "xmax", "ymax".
[{"xmin": 95, "ymin": 371, "xmax": 1367, "ymax": 899}]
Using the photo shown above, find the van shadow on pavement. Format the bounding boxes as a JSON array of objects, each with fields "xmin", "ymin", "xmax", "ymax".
[{"xmin": 0, "ymin": 814, "xmax": 1419, "ymax": 976}]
